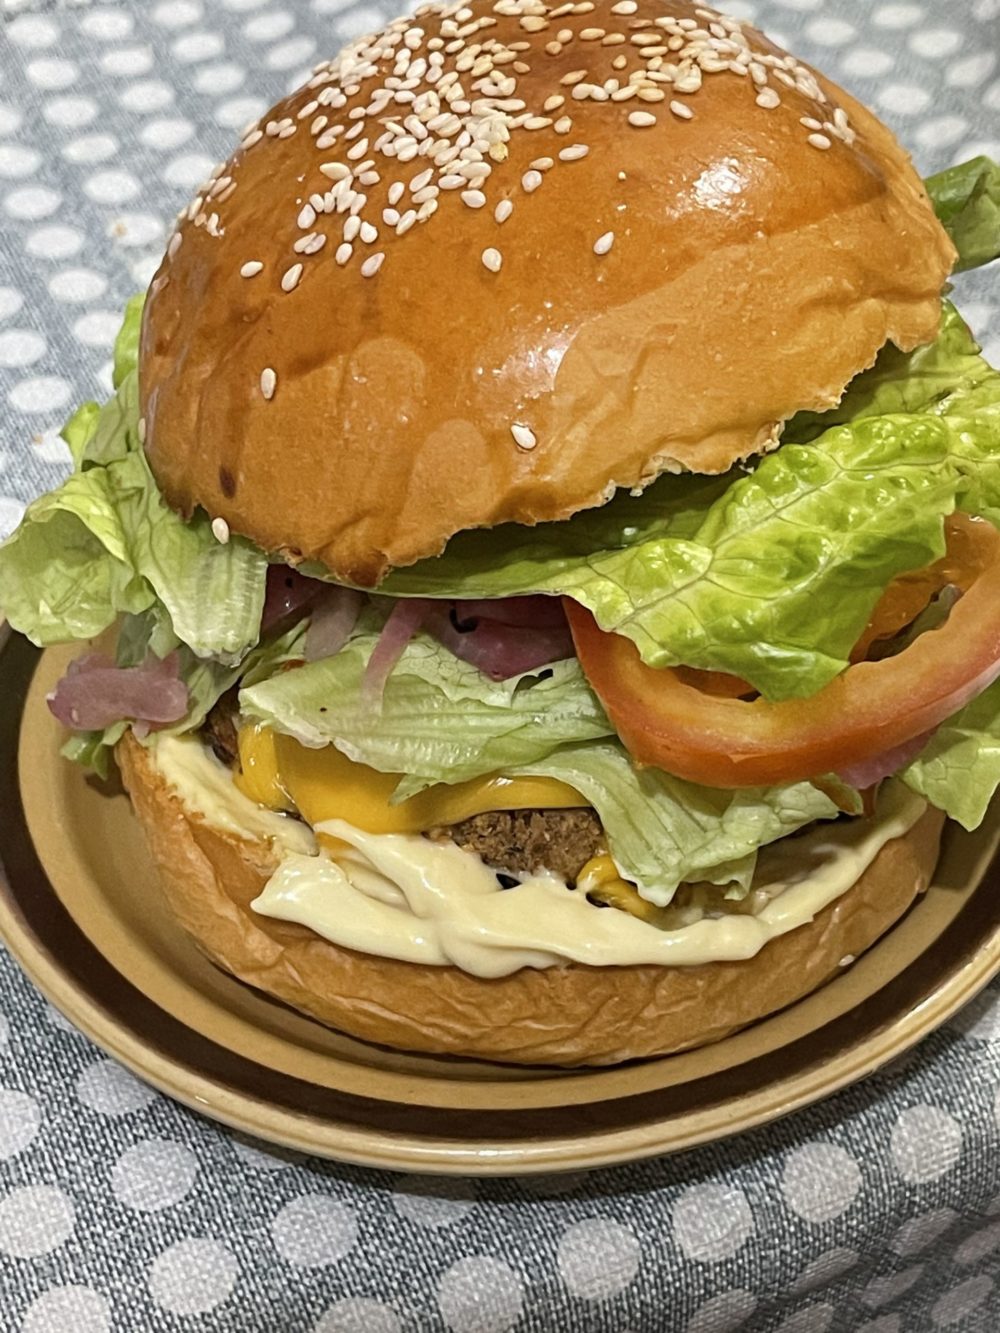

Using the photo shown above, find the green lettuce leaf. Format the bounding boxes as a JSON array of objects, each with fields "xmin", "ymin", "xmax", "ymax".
[
  {"xmin": 926, "ymin": 155, "xmax": 1000, "ymax": 273},
  {"xmin": 903, "ymin": 679, "xmax": 1000, "ymax": 830},
  {"xmin": 0, "ymin": 301, "xmax": 268, "ymax": 662},
  {"xmin": 113, "ymin": 293, "xmax": 144, "ymax": 386},
  {"xmin": 240, "ymin": 627, "xmax": 613, "ymax": 786},
  {"xmin": 511, "ymin": 741, "xmax": 842, "ymax": 904},
  {"xmin": 0, "ymin": 467, "xmax": 155, "ymax": 642}
]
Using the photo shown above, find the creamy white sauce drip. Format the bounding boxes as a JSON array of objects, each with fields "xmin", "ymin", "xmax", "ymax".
[
  {"xmin": 153, "ymin": 734, "xmax": 316, "ymax": 855},
  {"xmin": 151, "ymin": 736, "xmax": 926, "ymax": 978}
]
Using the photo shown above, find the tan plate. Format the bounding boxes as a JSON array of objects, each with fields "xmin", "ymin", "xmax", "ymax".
[{"xmin": 3, "ymin": 627, "xmax": 1000, "ymax": 1174}]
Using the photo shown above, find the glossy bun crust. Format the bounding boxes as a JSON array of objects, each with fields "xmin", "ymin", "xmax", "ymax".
[
  {"xmin": 139, "ymin": 0, "xmax": 955, "ymax": 585},
  {"xmin": 118, "ymin": 733, "xmax": 944, "ymax": 1066}
]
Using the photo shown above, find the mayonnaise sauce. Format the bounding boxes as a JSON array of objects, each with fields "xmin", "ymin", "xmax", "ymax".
[
  {"xmin": 153, "ymin": 735, "xmax": 316, "ymax": 855},
  {"xmin": 151, "ymin": 735, "xmax": 926, "ymax": 977}
]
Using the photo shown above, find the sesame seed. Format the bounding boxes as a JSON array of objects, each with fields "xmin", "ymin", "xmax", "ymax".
[
  {"xmin": 800, "ymin": 116, "xmax": 823, "ymax": 131},
  {"xmin": 543, "ymin": 94, "xmax": 565, "ymax": 112},
  {"xmin": 522, "ymin": 169, "xmax": 543, "ymax": 193},
  {"xmin": 167, "ymin": 232, "xmax": 182, "ymax": 259},
  {"xmin": 240, "ymin": 260, "xmax": 263, "ymax": 278},
  {"xmin": 462, "ymin": 188, "xmax": 487, "ymax": 208},
  {"xmin": 335, "ymin": 242, "xmax": 353, "ymax": 265},
  {"xmin": 494, "ymin": 198, "xmax": 513, "ymax": 223},
  {"xmin": 388, "ymin": 181, "xmax": 405, "ymax": 206},
  {"xmin": 511, "ymin": 422, "xmax": 536, "ymax": 449},
  {"xmin": 559, "ymin": 143, "xmax": 589, "ymax": 161},
  {"xmin": 628, "ymin": 109, "xmax": 658, "ymax": 127},
  {"xmin": 530, "ymin": 156, "xmax": 554, "ymax": 170},
  {"xmin": 297, "ymin": 203, "xmax": 317, "ymax": 229},
  {"xmin": 211, "ymin": 517, "xmax": 230, "ymax": 544},
  {"xmin": 554, "ymin": 116, "xmax": 573, "ymax": 133},
  {"xmin": 561, "ymin": 69, "xmax": 588, "ymax": 85},
  {"xmin": 319, "ymin": 161, "xmax": 350, "ymax": 181},
  {"xmin": 360, "ymin": 220, "xmax": 378, "ymax": 242},
  {"xmin": 755, "ymin": 88, "xmax": 780, "ymax": 109},
  {"xmin": 344, "ymin": 214, "xmax": 361, "ymax": 241},
  {"xmin": 808, "ymin": 132, "xmax": 832, "ymax": 150},
  {"xmin": 593, "ymin": 230, "xmax": 614, "ymax": 255},
  {"xmin": 580, "ymin": 27, "xmax": 606, "ymax": 39},
  {"xmin": 276, "ymin": 259, "xmax": 303, "ymax": 294},
  {"xmin": 260, "ymin": 368, "xmax": 277, "ymax": 400},
  {"xmin": 611, "ymin": 0, "xmax": 638, "ymax": 11},
  {"xmin": 669, "ymin": 99, "xmax": 693, "ymax": 119},
  {"xmin": 361, "ymin": 252, "xmax": 385, "ymax": 277},
  {"xmin": 482, "ymin": 246, "xmax": 502, "ymax": 272}
]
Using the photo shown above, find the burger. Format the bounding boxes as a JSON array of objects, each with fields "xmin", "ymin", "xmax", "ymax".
[{"xmin": 2, "ymin": 0, "xmax": 999, "ymax": 1066}]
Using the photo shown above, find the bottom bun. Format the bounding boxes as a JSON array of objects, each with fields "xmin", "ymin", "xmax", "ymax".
[{"xmin": 117, "ymin": 734, "xmax": 945, "ymax": 1067}]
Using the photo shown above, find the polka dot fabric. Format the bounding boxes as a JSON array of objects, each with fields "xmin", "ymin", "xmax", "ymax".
[{"xmin": 0, "ymin": 0, "xmax": 999, "ymax": 1329}]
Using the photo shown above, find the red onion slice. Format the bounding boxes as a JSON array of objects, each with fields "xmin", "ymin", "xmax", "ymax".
[
  {"xmin": 47, "ymin": 650, "xmax": 189, "ymax": 733},
  {"xmin": 304, "ymin": 587, "xmax": 365, "ymax": 661},
  {"xmin": 261, "ymin": 565, "xmax": 326, "ymax": 631},
  {"xmin": 453, "ymin": 595, "xmax": 567, "ymax": 629},
  {"xmin": 427, "ymin": 606, "xmax": 574, "ymax": 680},
  {"xmin": 362, "ymin": 598, "xmax": 433, "ymax": 705},
  {"xmin": 836, "ymin": 728, "xmax": 937, "ymax": 791}
]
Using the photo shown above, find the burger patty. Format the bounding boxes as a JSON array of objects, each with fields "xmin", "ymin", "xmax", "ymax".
[
  {"xmin": 204, "ymin": 689, "xmax": 240, "ymax": 767},
  {"xmin": 438, "ymin": 809, "xmax": 605, "ymax": 883}
]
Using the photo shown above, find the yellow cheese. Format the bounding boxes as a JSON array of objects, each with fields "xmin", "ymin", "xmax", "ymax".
[
  {"xmin": 234, "ymin": 723, "xmax": 588, "ymax": 834},
  {"xmin": 235, "ymin": 722, "xmax": 295, "ymax": 812},
  {"xmin": 577, "ymin": 854, "xmax": 666, "ymax": 924}
]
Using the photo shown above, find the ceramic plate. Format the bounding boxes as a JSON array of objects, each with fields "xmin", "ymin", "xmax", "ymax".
[{"xmin": 3, "ymin": 626, "xmax": 1000, "ymax": 1175}]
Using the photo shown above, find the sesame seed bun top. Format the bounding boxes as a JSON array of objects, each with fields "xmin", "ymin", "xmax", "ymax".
[{"xmin": 139, "ymin": 0, "xmax": 956, "ymax": 586}]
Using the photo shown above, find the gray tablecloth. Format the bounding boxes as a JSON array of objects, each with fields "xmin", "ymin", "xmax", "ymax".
[{"xmin": 1, "ymin": 0, "xmax": 999, "ymax": 1329}]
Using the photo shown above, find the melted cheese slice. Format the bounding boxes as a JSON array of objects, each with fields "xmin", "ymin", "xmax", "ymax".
[{"xmin": 234, "ymin": 723, "xmax": 589, "ymax": 834}]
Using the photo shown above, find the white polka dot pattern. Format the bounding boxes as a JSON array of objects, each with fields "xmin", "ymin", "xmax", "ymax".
[
  {"xmin": 890, "ymin": 1106, "xmax": 964, "ymax": 1183},
  {"xmin": 0, "ymin": 1185, "xmax": 75, "ymax": 1258},
  {"xmin": 782, "ymin": 1143, "xmax": 862, "ymax": 1222},
  {"xmin": 392, "ymin": 1174, "xmax": 477, "ymax": 1228},
  {"xmin": 272, "ymin": 1195, "xmax": 358, "ymax": 1267},
  {"xmin": 0, "ymin": 3, "xmax": 998, "ymax": 1331},
  {"xmin": 22, "ymin": 1286, "xmax": 111, "ymax": 1333},
  {"xmin": 556, "ymin": 1217, "xmax": 641, "ymax": 1299},
  {"xmin": 315, "ymin": 1298, "xmax": 403, "ymax": 1333},
  {"xmin": 148, "ymin": 1237, "xmax": 239, "ymax": 1314},
  {"xmin": 672, "ymin": 1184, "xmax": 754, "ymax": 1261},
  {"xmin": 436, "ymin": 1256, "xmax": 525, "ymax": 1333}
]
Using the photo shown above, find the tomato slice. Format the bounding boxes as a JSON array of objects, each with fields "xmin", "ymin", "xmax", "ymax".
[
  {"xmin": 850, "ymin": 515, "xmax": 990, "ymax": 661},
  {"xmin": 566, "ymin": 514, "xmax": 1000, "ymax": 789}
]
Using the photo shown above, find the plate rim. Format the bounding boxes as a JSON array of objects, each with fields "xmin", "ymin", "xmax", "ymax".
[{"xmin": 4, "ymin": 627, "xmax": 1000, "ymax": 1174}]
